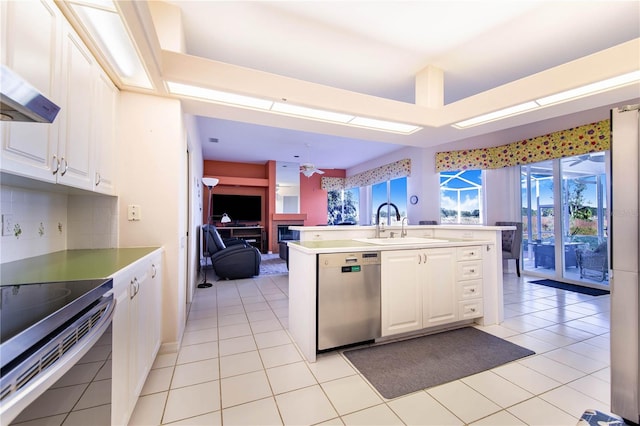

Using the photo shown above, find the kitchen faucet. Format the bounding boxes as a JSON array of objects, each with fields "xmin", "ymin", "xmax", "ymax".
[{"xmin": 375, "ymin": 202, "xmax": 401, "ymax": 238}]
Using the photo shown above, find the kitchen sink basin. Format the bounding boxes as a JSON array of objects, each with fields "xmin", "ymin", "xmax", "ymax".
[{"xmin": 353, "ymin": 237, "xmax": 447, "ymax": 245}]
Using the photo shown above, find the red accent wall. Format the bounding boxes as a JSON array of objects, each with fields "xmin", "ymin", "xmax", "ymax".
[
  {"xmin": 300, "ymin": 169, "xmax": 346, "ymax": 226},
  {"xmin": 203, "ymin": 159, "xmax": 346, "ymax": 250}
]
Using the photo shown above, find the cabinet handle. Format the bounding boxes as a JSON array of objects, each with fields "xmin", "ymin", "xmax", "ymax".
[
  {"xmin": 470, "ymin": 252, "xmax": 475, "ymax": 256},
  {"xmin": 95, "ymin": 172, "xmax": 101, "ymax": 186},
  {"xmin": 470, "ymin": 288, "xmax": 475, "ymax": 293},
  {"xmin": 52, "ymin": 155, "xmax": 60, "ymax": 175},
  {"xmin": 60, "ymin": 157, "xmax": 68, "ymax": 176},
  {"xmin": 151, "ymin": 264, "xmax": 157, "ymax": 279},
  {"xmin": 470, "ymin": 307, "xmax": 476, "ymax": 312},
  {"xmin": 130, "ymin": 277, "xmax": 140, "ymax": 299},
  {"xmin": 470, "ymin": 269, "xmax": 475, "ymax": 273},
  {"xmin": 486, "ymin": 245, "xmax": 491, "ymax": 252},
  {"xmin": 423, "ymin": 254, "xmax": 427, "ymax": 263},
  {"xmin": 130, "ymin": 279, "xmax": 136, "ymax": 299}
]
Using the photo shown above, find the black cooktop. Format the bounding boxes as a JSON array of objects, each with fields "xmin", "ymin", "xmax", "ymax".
[{"xmin": 0, "ymin": 279, "xmax": 112, "ymax": 370}]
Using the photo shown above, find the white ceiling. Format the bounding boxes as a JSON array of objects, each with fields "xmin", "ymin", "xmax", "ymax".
[{"xmin": 119, "ymin": 1, "xmax": 640, "ymax": 170}]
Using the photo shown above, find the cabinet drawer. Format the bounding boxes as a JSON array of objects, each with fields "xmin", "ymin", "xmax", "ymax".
[
  {"xmin": 458, "ymin": 279, "xmax": 482, "ymax": 300},
  {"xmin": 457, "ymin": 260, "xmax": 482, "ymax": 281},
  {"xmin": 459, "ymin": 300, "xmax": 483, "ymax": 319},
  {"xmin": 457, "ymin": 246, "xmax": 482, "ymax": 260}
]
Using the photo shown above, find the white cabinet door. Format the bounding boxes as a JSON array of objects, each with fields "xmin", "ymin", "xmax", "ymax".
[
  {"xmin": 130, "ymin": 254, "xmax": 162, "ymax": 399},
  {"xmin": 0, "ymin": 0, "xmax": 60, "ymax": 181},
  {"xmin": 110, "ymin": 272, "xmax": 131, "ymax": 426},
  {"xmin": 381, "ymin": 250, "xmax": 422, "ymax": 336},
  {"xmin": 93, "ymin": 71, "xmax": 117, "ymax": 194},
  {"xmin": 422, "ymin": 247, "xmax": 457, "ymax": 327},
  {"xmin": 56, "ymin": 27, "xmax": 94, "ymax": 190},
  {"xmin": 110, "ymin": 251, "xmax": 163, "ymax": 426}
]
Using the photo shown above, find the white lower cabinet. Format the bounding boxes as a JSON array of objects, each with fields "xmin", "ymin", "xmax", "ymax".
[
  {"xmin": 381, "ymin": 250, "xmax": 422, "ymax": 336},
  {"xmin": 111, "ymin": 250, "xmax": 162, "ymax": 425},
  {"xmin": 422, "ymin": 248, "xmax": 458, "ymax": 327},
  {"xmin": 381, "ymin": 245, "xmax": 483, "ymax": 337},
  {"xmin": 456, "ymin": 246, "xmax": 483, "ymax": 320}
]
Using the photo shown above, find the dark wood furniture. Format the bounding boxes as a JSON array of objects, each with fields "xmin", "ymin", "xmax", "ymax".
[{"xmin": 216, "ymin": 226, "xmax": 265, "ymax": 253}]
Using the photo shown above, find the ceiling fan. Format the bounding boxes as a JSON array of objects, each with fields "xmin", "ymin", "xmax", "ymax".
[
  {"xmin": 299, "ymin": 144, "xmax": 324, "ymax": 177},
  {"xmin": 569, "ymin": 154, "xmax": 606, "ymax": 167}
]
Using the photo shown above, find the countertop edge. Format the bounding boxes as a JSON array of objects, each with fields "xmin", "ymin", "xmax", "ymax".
[{"xmin": 288, "ymin": 239, "xmax": 494, "ymax": 254}]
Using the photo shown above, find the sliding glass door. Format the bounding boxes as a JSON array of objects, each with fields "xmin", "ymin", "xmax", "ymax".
[{"xmin": 521, "ymin": 153, "xmax": 609, "ymax": 288}]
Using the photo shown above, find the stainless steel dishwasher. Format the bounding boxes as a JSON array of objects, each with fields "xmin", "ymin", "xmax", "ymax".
[{"xmin": 317, "ymin": 252, "xmax": 381, "ymax": 351}]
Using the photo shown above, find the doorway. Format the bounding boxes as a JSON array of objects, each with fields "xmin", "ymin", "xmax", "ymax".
[{"xmin": 521, "ymin": 153, "xmax": 609, "ymax": 289}]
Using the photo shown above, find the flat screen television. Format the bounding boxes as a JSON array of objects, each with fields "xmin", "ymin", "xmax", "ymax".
[{"xmin": 211, "ymin": 194, "xmax": 262, "ymax": 222}]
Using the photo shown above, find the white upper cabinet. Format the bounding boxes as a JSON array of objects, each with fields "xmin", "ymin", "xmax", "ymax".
[
  {"xmin": 0, "ymin": 0, "xmax": 61, "ymax": 182},
  {"xmin": 1, "ymin": 0, "xmax": 118, "ymax": 194},
  {"xmin": 93, "ymin": 71, "xmax": 117, "ymax": 195},
  {"xmin": 56, "ymin": 27, "xmax": 94, "ymax": 189}
]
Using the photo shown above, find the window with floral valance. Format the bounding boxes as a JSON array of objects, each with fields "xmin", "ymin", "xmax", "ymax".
[
  {"xmin": 321, "ymin": 158, "xmax": 411, "ymax": 191},
  {"xmin": 435, "ymin": 119, "xmax": 610, "ymax": 172}
]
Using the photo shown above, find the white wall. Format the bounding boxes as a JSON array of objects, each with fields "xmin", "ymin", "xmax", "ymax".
[
  {"xmin": 117, "ymin": 92, "xmax": 187, "ymax": 353},
  {"xmin": 183, "ymin": 114, "xmax": 204, "ymax": 305}
]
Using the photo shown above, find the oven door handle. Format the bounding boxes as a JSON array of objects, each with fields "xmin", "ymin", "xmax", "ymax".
[{"xmin": 0, "ymin": 294, "xmax": 116, "ymax": 424}]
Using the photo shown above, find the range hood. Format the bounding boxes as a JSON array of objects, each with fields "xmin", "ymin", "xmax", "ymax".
[{"xmin": 0, "ymin": 65, "xmax": 60, "ymax": 123}]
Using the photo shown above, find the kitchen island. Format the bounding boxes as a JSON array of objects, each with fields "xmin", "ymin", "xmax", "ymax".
[{"xmin": 287, "ymin": 224, "xmax": 511, "ymax": 362}]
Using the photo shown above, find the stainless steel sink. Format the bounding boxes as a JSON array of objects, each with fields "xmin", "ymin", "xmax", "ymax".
[{"xmin": 353, "ymin": 237, "xmax": 447, "ymax": 245}]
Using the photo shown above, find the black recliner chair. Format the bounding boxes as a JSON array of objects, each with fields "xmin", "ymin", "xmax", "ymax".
[{"xmin": 203, "ymin": 224, "xmax": 261, "ymax": 280}]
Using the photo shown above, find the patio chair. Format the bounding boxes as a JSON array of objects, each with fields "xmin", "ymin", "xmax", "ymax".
[
  {"xmin": 576, "ymin": 242, "xmax": 608, "ymax": 281},
  {"xmin": 496, "ymin": 221, "xmax": 523, "ymax": 277}
]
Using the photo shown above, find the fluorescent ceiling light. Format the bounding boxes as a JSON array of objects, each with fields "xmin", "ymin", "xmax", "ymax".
[
  {"xmin": 271, "ymin": 102, "xmax": 354, "ymax": 123},
  {"xmin": 536, "ymin": 70, "xmax": 640, "ymax": 106},
  {"xmin": 453, "ymin": 101, "xmax": 539, "ymax": 129},
  {"xmin": 349, "ymin": 117, "xmax": 422, "ymax": 134},
  {"xmin": 454, "ymin": 71, "xmax": 640, "ymax": 129},
  {"xmin": 166, "ymin": 82, "xmax": 421, "ymax": 134},
  {"xmin": 68, "ymin": 0, "xmax": 152, "ymax": 89},
  {"xmin": 166, "ymin": 82, "xmax": 273, "ymax": 110}
]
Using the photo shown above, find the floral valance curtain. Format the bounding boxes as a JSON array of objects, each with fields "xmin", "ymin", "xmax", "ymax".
[
  {"xmin": 435, "ymin": 119, "xmax": 610, "ymax": 172},
  {"xmin": 321, "ymin": 158, "xmax": 411, "ymax": 191}
]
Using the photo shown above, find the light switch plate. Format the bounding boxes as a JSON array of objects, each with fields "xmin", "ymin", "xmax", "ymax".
[
  {"xmin": 2, "ymin": 214, "xmax": 14, "ymax": 236},
  {"xmin": 128, "ymin": 205, "xmax": 141, "ymax": 221}
]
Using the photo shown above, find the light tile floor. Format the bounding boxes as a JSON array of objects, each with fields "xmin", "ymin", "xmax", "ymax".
[{"xmin": 129, "ymin": 273, "xmax": 613, "ymax": 425}]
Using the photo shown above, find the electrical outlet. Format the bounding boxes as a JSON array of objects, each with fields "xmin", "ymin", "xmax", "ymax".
[
  {"xmin": 2, "ymin": 214, "xmax": 14, "ymax": 236},
  {"xmin": 128, "ymin": 205, "xmax": 141, "ymax": 221}
]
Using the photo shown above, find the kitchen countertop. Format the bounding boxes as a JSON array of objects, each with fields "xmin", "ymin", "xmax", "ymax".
[
  {"xmin": 288, "ymin": 238, "xmax": 492, "ymax": 254},
  {"xmin": 1, "ymin": 247, "xmax": 160, "ymax": 285}
]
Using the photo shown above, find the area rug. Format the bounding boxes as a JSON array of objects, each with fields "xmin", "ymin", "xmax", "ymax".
[
  {"xmin": 343, "ymin": 327, "xmax": 534, "ymax": 399},
  {"xmin": 530, "ymin": 279, "xmax": 609, "ymax": 296},
  {"xmin": 578, "ymin": 409, "xmax": 627, "ymax": 425},
  {"xmin": 260, "ymin": 254, "xmax": 288, "ymax": 275}
]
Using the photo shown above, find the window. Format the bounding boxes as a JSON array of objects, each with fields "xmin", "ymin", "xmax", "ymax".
[
  {"xmin": 371, "ymin": 177, "xmax": 407, "ymax": 225},
  {"xmin": 439, "ymin": 170, "xmax": 482, "ymax": 224},
  {"xmin": 327, "ymin": 188, "xmax": 359, "ymax": 225}
]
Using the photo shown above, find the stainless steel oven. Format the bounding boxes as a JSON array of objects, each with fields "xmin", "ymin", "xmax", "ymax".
[{"xmin": 0, "ymin": 279, "xmax": 114, "ymax": 425}]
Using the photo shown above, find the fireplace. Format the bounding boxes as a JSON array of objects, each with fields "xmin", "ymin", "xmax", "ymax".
[{"xmin": 277, "ymin": 225, "xmax": 300, "ymax": 242}]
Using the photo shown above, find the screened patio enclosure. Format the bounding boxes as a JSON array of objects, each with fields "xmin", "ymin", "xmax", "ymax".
[{"xmin": 521, "ymin": 152, "xmax": 609, "ymax": 287}]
